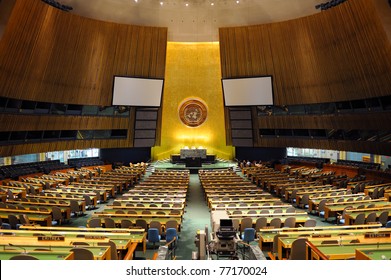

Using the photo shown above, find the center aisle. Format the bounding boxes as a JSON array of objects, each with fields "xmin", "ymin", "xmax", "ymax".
[{"xmin": 176, "ymin": 173, "xmax": 211, "ymax": 260}]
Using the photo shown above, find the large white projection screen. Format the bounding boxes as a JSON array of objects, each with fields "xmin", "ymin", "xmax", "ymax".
[
  {"xmin": 222, "ymin": 76, "xmax": 274, "ymax": 106},
  {"xmin": 112, "ymin": 76, "xmax": 163, "ymax": 107}
]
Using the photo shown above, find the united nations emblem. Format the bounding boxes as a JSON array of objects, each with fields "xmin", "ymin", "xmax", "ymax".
[{"xmin": 178, "ymin": 98, "xmax": 208, "ymax": 127}]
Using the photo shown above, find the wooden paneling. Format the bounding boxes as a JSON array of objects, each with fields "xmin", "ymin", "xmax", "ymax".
[
  {"xmin": 256, "ymin": 112, "xmax": 391, "ymax": 130},
  {"xmin": 219, "ymin": 0, "xmax": 391, "ymax": 105},
  {"xmin": 0, "ymin": 115, "xmax": 130, "ymax": 131},
  {"xmin": 255, "ymin": 138, "xmax": 391, "ymax": 156},
  {"xmin": 0, "ymin": 0, "xmax": 166, "ymax": 157},
  {"xmin": 220, "ymin": 0, "xmax": 391, "ymax": 155},
  {"xmin": 0, "ymin": 0, "xmax": 167, "ymax": 105}
]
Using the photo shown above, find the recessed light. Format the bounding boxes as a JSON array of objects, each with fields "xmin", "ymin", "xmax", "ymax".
[
  {"xmin": 185, "ymin": 3, "xmax": 189, "ymax": 7},
  {"xmin": 236, "ymin": 0, "xmax": 240, "ymax": 4},
  {"xmin": 211, "ymin": 2, "xmax": 214, "ymax": 6},
  {"xmin": 160, "ymin": 1, "xmax": 163, "ymax": 5}
]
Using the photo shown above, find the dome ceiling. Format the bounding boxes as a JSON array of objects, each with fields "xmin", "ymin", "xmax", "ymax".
[{"xmin": 59, "ymin": 0, "xmax": 321, "ymax": 42}]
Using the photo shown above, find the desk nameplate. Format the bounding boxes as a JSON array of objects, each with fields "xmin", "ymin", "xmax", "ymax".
[
  {"xmin": 38, "ymin": 236, "xmax": 65, "ymax": 241},
  {"xmin": 364, "ymin": 233, "xmax": 391, "ymax": 238},
  {"xmin": 85, "ymin": 236, "xmax": 106, "ymax": 239}
]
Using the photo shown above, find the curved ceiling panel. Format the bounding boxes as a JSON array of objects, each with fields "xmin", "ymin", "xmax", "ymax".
[{"xmin": 59, "ymin": 0, "xmax": 321, "ymax": 42}]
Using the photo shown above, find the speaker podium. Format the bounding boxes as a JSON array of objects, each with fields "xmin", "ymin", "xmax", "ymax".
[{"xmin": 185, "ymin": 157, "xmax": 202, "ymax": 167}]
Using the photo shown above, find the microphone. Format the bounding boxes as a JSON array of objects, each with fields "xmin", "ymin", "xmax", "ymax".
[{"xmin": 8, "ymin": 243, "xmax": 27, "ymax": 254}]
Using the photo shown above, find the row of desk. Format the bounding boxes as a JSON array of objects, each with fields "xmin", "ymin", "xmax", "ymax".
[
  {"xmin": 258, "ymin": 223, "xmax": 391, "ymax": 260},
  {"xmin": 0, "ymin": 226, "xmax": 146, "ymax": 260},
  {"xmin": 88, "ymin": 169, "xmax": 189, "ymax": 232}
]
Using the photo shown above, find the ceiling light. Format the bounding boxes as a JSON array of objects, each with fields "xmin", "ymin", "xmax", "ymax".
[
  {"xmin": 236, "ymin": 0, "xmax": 240, "ymax": 3},
  {"xmin": 211, "ymin": 2, "xmax": 214, "ymax": 6},
  {"xmin": 160, "ymin": 1, "xmax": 163, "ymax": 5},
  {"xmin": 185, "ymin": 3, "xmax": 189, "ymax": 7}
]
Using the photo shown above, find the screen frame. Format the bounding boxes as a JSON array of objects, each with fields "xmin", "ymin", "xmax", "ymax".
[
  {"xmin": 111, "ymin": 75, "xmax": 164, "ymax": 107},
  {"xmin": 221, "ymin": 75, "xmax": 274, "ymax": 107}
]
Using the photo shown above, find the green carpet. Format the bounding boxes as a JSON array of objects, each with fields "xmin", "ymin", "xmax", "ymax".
[{"xmin": 175, "ymin": 174, "xmax": 211, "ymax": 259}]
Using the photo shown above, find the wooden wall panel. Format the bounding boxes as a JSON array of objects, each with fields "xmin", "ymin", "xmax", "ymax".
[
  {"xmin": 0, "ymin": 0, "xmax": 167, "ymax": 105},
  {"xmin": 0, "ymin": 115, "xmax": 130, "ymax": 131},
  {"xmin": 255, "ymin": 138, "xmax": 391, "ymax": 156},
  {"xmin": 0, "ymin": 0, "xmax": 165, "ymax": 157},
  {"xmin": 219, "ymin": 0, "xmax": 391, "ymax": 105},
  {"xmin": 256, "ymin": 112, "xmax": 391, "ymax": 130}
]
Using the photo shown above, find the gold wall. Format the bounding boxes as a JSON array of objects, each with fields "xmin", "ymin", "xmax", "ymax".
[{"xmin": 152, "ymin": 42, "xmax": 234, "ymax": 160}]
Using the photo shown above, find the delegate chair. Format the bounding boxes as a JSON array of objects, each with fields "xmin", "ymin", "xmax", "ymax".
[
  {"xmin": 371, "ymin": 188, "xmax": 379, "ymax": 199},
  {"xmin": 283, "ymin": 217, "xmax": 296, "ymax": 228},
  {"xmin": 354, "ymin": 213, "xmax": 366, "ymax": 225},
  {"xmin": 87, "ymin": 218, "xmax": 102, "ymax": 228},
  {"xmin": 241, "ymin": 228, "xmax": 256, "ymax": 244},
  {"xmin": 240, "ymin": 217, "xmax": 253, "ymax": 233},
  {"xmin": 365, "ymin": 212, "xmax": 377, "ymax": 224},
  {"xmin": 165, "ymin": 220, "xmax": 179, "ymax": 231},
  {"xmin": 289, "ymin": 238, "xmax": 308, "ymax": 260},
  {"xmin": 19, "ymin": 214, "xmax": 35, "ymax": 226},
  {"xmin": 166, "ymin": 228, "xmax": 178, "ymax": 244},
  {"xmin": 303, "ymin": 219, "xmax": 317, "ymax": 227},
  {"xmin": 170, "ymin": 210, "xmax": 181, "ymax": 215},
  {"xmin": 270, "ymin": 218, "xmax": 282, "ymax": 228},
  {"xmin": 299, "ymin": 194, "xmax": 310, "ymax": 209},
  {"xmin": 83, "ymin": 194, "xmax": 93, "ymax": 210},
  {"xmin": 69, "ymin": 200, "xmax": 81, "ymax": 217},
  {"xmin": 150, "ymin": 221, "xmax": 163, "ymax": 236},
  {"xmin": 147, "ymin": 228, "xmax": 161, "ymax": 249},
  {"xmin": 290, "ymin": 190, "xmax": 298, "ymax": 204},
  {"xmin": 52, "ymin": 206, "xmax": 63, "ymax": 226},
  {"xmin": 103, "ymin": 217, "xmax": 116, "ymax": 228},
  {"xmin": 0, "ymin": 218, "xmax": 11, "ymax": 229},
  {"xmin": 317, "ymin": 199, "xmax": 327, "ymax": 218},
  {"xmin": 255, "ymin": 217, "xmax": 268, "ymax": 232},
  {"xmin": 165, "ymin": 228, "xmax": 178, "ymax": 257},
  {"xmin": 135, "ymin": 219, "xmax": 148, "ymax": 231},
  {"xmin": 378, "ymin": 211, "xmax": 389, "ymax": 227},
  {"xmin": 8, "ymin": 214, "xmax": 21, "ymax": 230},
  {"xmin": 9, "ymin": 254, "xmax": 39, "ymax": 260},
  {"xmin": 71, "ymin": 248, "xmax": 94, "ymax": 260},
  {"xmin": 286, "ymin": 207, "xmax": 296, "ymax": 213},
  {"xmin": 337, "ymin": 206, "xmax": 353, "ymax": 225},
  {"xmin": 120, "ymin": 219, "xmax": 133, "ymax": 229}
]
